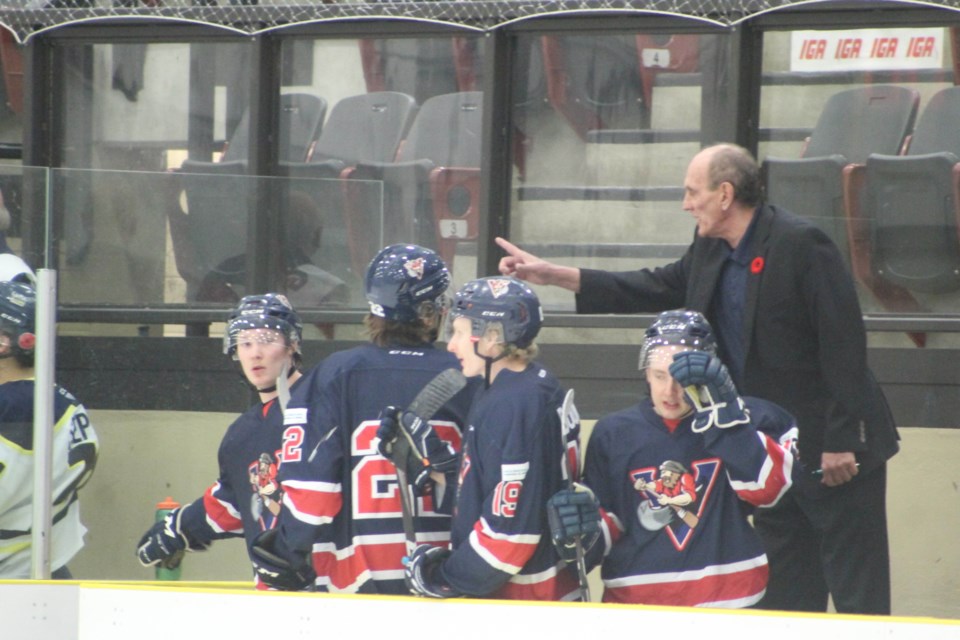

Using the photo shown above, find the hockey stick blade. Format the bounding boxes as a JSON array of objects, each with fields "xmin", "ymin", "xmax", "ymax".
[
  {"xmin": 407, "ymin": 368, "xmax": 468, "ymax": 423},
  {"xmin": 394, "ymin": 368, "xmax": 467, "ymax": 556}
]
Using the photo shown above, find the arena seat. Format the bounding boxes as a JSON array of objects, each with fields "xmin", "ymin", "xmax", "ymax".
[
  {"xmin": 764, "ymin": 85, "xmax": 922, "ymax": 344},
  {"xmin": 843, "ymin": 87, "xmax": 960, "ymax": 299},
  {"xmin": 222, "ymin": 92, "xmax": 327, "ymax": 164},
  {"xmin": 763, "ymin": 85, "xmax": 919, "ymax": 265},
  {"xmin": 342, "ymin": 91, "xmax": 483, "ymax": 274},
  {"xmin": 635, "ymin": 34, "xmax": 699, "ymax": 119},
  {"xmin": 540, "ymin": 34, "xmax": 647, "ymax": 139},
  {"xmin": 168, "ymin": 160, "xmax": 250, "ymax": 302},
  {"xmin": 281, "ymin": 91, "xmax": 419, "ymax": 283}
]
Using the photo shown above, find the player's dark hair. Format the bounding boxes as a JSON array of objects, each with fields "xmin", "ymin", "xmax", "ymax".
[
  {"xmin": 364, "ymin": 310, "xmax": 441, "ymax": 347},
  {"xmin": 707, "ymin": 143, "xmax": 762, "ymax": 207}
]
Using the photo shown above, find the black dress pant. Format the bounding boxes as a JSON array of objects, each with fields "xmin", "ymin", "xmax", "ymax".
[{"xmin": 754, "ymin": 464, "xmax": 890, "ymax": 615}]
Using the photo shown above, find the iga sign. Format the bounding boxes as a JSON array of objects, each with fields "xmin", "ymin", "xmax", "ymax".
[{"xmin": 791, "ymin": 29, "xmax": 944, "ymax": 72}]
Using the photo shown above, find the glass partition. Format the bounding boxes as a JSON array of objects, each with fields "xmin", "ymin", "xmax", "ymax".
[
  {"xmin": 51, "ymin": 167, "xmax": 383, "ymax": 320},
  {"xmin": 279, "ymin": 34, "xmax": 487, "ymax": 290},
  {"xmin": 508, "ymin": 30, "xmax": 711, "ymax": 312},
  {"xmin": 759, "ymin": 27, "xmax": 960, "ymax": 349}
]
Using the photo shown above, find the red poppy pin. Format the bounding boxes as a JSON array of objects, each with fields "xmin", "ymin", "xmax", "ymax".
[{"xmin": 750, "ymin": 257, "xmax": 765, "ymax": 274}]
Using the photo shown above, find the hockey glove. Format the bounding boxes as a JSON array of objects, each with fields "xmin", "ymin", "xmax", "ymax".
[
  {"xmin": 404, "ymin": 544, "xmax": 461, "ymax": 599},
  {"xmin": 377, "ymin": 406, "xmax": 458, "ymax": 494},
  {"xmin": 250, "ymin": 528, "xmax": 316, "ymax": 591},
  {"xmin": 669, "ymin": 351, "xmax": 750, "ymax": 433},
  {"xmin": 546, "ymin": 484, "xmax": 602, "ymax": 563},
  {"xmin": 136, "ymin": 507, "xmax": 209, "ymax": 569}
]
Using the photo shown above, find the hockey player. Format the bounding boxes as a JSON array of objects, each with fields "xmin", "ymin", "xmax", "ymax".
[
  {"xmin": 0, "ymin": 281, "xmax": 99, "ymax": 578},
  {"xmin": 548, "ymin": 309, "xmax": 798, "ymax": 607},
  {"xmin": 403, "ymin": 276, "xmax": 582, "ymax": 601},
  {"xmin": 135, "ymin": 293, "xmax": 306, "ymax": 587},
  {"xmin": 255, "ymin": 244, "xmax": 475, "ymax": 593}
]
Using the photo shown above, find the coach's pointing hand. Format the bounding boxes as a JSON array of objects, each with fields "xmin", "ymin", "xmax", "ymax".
[{"xmin": 495, "ymin": 237, "xmax": 582, "ymax": 292}]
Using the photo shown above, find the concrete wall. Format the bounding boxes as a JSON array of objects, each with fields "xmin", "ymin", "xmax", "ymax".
[{"xmin": 67, "ymin": 410, "xmax": 960, "ymax": 619}]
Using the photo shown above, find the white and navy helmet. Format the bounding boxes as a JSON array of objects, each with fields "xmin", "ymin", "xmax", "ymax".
[
  {"xmin": 223, "ymin": 293, "xmax": 303, "ymax": 358},
  {"xmin": 449, "ymin": 276, "xmax": 543, "ymax": 348},
  {"xmin": 364, "ymin": 244, "xmax": 451, "ymax": 323},
  {"xmin": 639, "ymin": 309, "xmax": 716, "ymax": 370}
]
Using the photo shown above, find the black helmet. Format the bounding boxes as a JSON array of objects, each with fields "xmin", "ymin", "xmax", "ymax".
[
  {"xmin": 223, "ymin": 293, "xmax": 303, "ymax": 358},
  {"xmin": 639, "ymin": 309, "xmax": 716, "ymax": 370},
  {"xmin": 364, "ymin": 244, "xmax": 451, "ymax": 323}
]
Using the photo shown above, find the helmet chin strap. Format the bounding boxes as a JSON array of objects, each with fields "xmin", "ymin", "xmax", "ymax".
[
  {"xmin": 256, "ymin": 364, "xmax": 298, "ymax": 394},
  {"xmin": 473, "ymin": 341, "xmax": 508, "ymax": 389}
]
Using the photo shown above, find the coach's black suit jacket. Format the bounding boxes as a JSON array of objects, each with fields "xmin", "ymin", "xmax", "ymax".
[{"xmin": 577, "ymin": 203, "xmax": 899, "ymax": 471}]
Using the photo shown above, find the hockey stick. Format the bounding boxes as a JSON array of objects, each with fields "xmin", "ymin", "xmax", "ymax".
[
  {"xmin": 391, "ymin": 368, "xmax": 468, "ymax": 556},
  {"xmin": 559, "ymin": 388, "xmax": 591, "ymax": 602}
]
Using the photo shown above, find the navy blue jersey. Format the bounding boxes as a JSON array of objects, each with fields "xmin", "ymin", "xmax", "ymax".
[
  {"xmin": 177, "ymin": 377, "xmax": 307, "ymax": 587},
  {"xmin": 439, "ymin": 363, "xmax": 581, "ymax": 601},
  {"xmin": 584, "ymin": 396, "xmax": 798, "ymax": 607},
  {"xmin": 277, "ymin": 343, "xmax": 476, "ymax": 594},
  {"xmin": 0, "ymin": 381, "xmax": 99, "ymax": 577}
]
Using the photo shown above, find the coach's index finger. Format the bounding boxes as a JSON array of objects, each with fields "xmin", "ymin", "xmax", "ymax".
[
  {"xmin": 495, "ymin": 236, "xmax": 528, "ymax": 276},
  {"xmin": 495, "ymin": 236, "xmax": 527, "ymax": 258}
]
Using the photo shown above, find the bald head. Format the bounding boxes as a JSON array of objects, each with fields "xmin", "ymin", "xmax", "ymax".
[{"xmin": 698, "ymin": 144, "xmax": 763, "ymax": 208}]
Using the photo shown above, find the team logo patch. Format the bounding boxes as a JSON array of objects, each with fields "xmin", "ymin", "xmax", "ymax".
[
  {"xmin": 487, "ymin": 279, "xmax": 511, "ymax": 298},
  {"xmin": 631, "ymin": 458, "xmax": 721, "ymax": 551},
  {"xmin": 404, "ymin": 258, "xmax": 425, "ymax": 280}
]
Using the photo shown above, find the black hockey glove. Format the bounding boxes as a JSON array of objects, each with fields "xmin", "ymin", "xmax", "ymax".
[
  {"xmin": 377, "ymin": 406, "xmax": 458, "ymax": 494},
  {"xmin": 136, "ymin": 507, "xmax": 209, "ymax": 569},
  {"xmin": 669, "ymin": 351, "xmax": 750, "ymax": 433},
  {"xmin": 546, "ymin": 484, "xmax": 602, "ymax": 563},
  {"xmin": 250, "ymin": 528, "xmax": 316, "ymax": 591},
  {"xmin": 404, "ymin": 544, "xmax": 461, "ymax": 599}
]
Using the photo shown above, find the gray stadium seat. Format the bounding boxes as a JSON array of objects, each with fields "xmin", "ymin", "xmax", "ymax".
[
  {"xmin": 846, "ymin": 87, "xmax": 960, "ymax": 296},
  {"xmin": 222, "ymin": 92, "xmax": 327, "ymax": 163},
  {"xmin": 763, "ymin": 85, "xmax": 920, "ymax": 265},
  {"xmin": 342, "ymin": 91, "xmax": 483, "ymax": 273},
  {"xmin": 281, "ymin": 91, "xmax": 419, "ymax": 284}
]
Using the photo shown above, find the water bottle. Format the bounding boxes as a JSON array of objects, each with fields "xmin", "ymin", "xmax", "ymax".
[{"xmin": 154, "ymin": 497, "xmax": 183, "ymax": 581}]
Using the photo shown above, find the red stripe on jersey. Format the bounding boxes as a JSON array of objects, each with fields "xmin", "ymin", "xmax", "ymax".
[
  {"xmin": 603, "ymin": 562, "xmax": 769, "ymax": 607},
  {"xmin": 203, "ymin": 485, "xmax": 243, "ymax": 533},
  {"xmin": 600, "ymin": 508, "xmax": 622, "ymax": 546},
  {"xmin": 283, "ymin": 482, "xmax": 342, "ymax": 524},
  {"xmin": 734, "ymin": 434, "xmax": 793, "ymax": 507},
  {"xmin": 491, "ymin": 565, "xmax": 581, "ymax": 601},
  {"xmin": 472, "ymin": 519, "xmax": 539, "ymax": 572},
  {"xmin": 312, "ymin": 539, "xmax": 448, "ymax": 592}
]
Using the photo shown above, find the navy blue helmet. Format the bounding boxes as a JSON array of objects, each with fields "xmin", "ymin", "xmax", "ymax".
[
  {"xmin": 365, "ymin": 244, "xmax": 451, "ymax": 323},
  {"xmin": 639, "ymin": 309, "xmax": 716, "ymax": 370},
  {"xmin": 224, "ymin": 293, "xmax": 303, "ymax": 357},
  {"xmin": 449, "ymin": 276, "xmax": 542, "ymax": 348}
]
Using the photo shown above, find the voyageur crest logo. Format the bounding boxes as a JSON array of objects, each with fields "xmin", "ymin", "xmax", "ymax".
[
  {"xmin": 404, "ymin": 258, "xmax": 425, "ymax": 279},
  {"xmin": 488, "ymin": 278, "xmax": 511, "ymax": 298},
  {"xmin": 630, "ymin": 458, "xmax": 721, "ymax": 551}
]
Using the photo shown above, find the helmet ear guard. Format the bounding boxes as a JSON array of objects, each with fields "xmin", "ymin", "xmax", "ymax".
[{"xmin": 0, "ymin": 281, "xmax": 37, "ymax": 364}]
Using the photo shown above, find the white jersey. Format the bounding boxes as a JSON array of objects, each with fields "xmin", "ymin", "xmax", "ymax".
[{"xmin": 0, "ymin": 381, "xmax": 99, "ymax": 577}]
